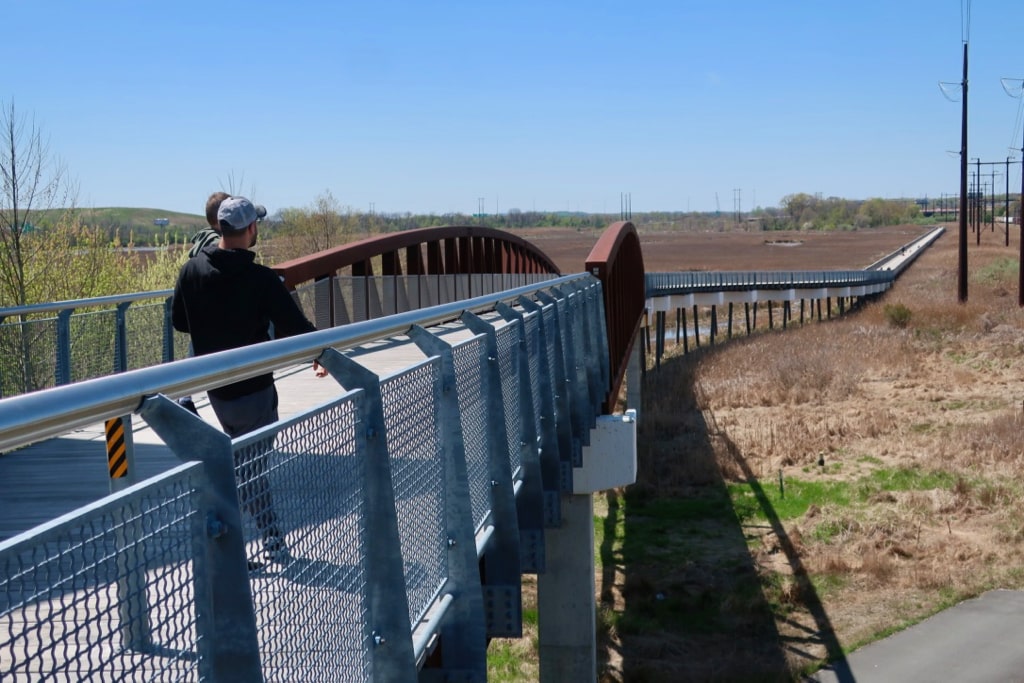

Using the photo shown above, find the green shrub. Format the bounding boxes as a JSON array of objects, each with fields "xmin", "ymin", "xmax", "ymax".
[{"xmin": 883, "ymin": 303, "xmax": 912, "ymax": 328}]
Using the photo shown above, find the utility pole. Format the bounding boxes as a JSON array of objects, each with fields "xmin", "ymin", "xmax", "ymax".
[
  {"xmin": 1006, "ymin": 158, "xmax": 1012, "ymax": 246},
  {"xmin": 1002, "ymin": 77, "xmax": 1024, "ymax": 305},
  {"xmin": 958, "ymin": 42, "xmax": 969, "ymax": 302},
  {"xmin": 987, "ymin": 169, "xmax": 1000, "ymax": 232},
  {"xmin": 973, "ymin": 158, "xmax": 981, "ymax": 241}
]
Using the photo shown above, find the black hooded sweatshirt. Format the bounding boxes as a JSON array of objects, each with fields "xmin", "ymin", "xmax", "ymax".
[{"xmin": 171, "ymin": 245, "xmax": 316, "ymax": 400}]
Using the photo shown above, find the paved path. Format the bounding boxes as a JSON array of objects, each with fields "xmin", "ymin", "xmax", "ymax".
[{"xmin": 809, "ymin": 590, "xmax": 1024, "ymax": 682}]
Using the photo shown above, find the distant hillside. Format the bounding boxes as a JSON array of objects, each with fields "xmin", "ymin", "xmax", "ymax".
[
  {"xmin": 77, "ymin": 207, "xmax": 207, "ymax": 229},
  {"xmin": 30, "ymin": 207, "xmax": 211, "ymax": 245}
]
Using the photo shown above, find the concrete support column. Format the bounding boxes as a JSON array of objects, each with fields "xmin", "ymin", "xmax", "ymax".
[{"xmin": 538, "ymin": 493, "xmax": 596, "ymax": 682}]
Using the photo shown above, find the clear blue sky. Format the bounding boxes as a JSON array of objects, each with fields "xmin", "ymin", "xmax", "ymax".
[{"xmin": 2, "ymin": 1, "xmax": 1021, "ymax": 216}]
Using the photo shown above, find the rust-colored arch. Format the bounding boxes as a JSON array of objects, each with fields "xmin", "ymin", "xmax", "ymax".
[
  {"xmin": 273, "ymin": 225, "xmax": 560, "ymax": 290},
  {"xmin": 585, "ymin": 221, "xmax": 646, "ymax": 413}
]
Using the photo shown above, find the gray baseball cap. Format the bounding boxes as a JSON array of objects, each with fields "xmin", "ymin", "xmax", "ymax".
[{"xmin": 217, "ymin": 196, "xmax": 267, "ymax": 233}]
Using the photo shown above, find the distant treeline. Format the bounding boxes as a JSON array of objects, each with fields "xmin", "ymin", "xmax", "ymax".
[{"xmin": 27, "ymin": 194, "xmax": 965, "ymax": 249}]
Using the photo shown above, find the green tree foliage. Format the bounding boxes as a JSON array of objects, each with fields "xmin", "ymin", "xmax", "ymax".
[
  {"xmin": 273, "ymin": 190, "xmax": 360, "ymax": 262},
  {"xmin": 133, "ymin": 235, "xmax": 188, "ymax": 293},
  {"xmin": 0, "ymin": 100, "xmax": 80, "ymax": 308},
  {"xmin": 780, "ymin": 193, "xmax": 920, "ymax": 231}
]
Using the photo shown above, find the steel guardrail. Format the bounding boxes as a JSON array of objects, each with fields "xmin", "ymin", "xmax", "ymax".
[{"xmin": 0, "ymin": 272, "xmax": 609, "ymax": 681}]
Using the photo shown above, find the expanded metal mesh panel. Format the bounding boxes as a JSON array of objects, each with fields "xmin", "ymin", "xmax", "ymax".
[
  {"xmin": 451, "ymin": 336, "xmax": 492, "ymax": 534},
  {"xmin": 70, "ymin": 310, "xmax": 117, "ymax": 384},
  {"xmin": 291, "ymin": 281, "xmax": 321, "ymax": 329},
  {"xmin": 393, "ymin": 276, "xmax": 417, "ymax": 314},
  {"xmin": 540, "ymin": 306, "xmax": 563, "ymax": 440},
  {"xmin": 0, "ymin": 316, "xmax": 57, "ymax": 397},
  {"xmin": 171, "ymin": 328, "xmax": 191, "ymax": 362},
  {"xmin": 381, "ymin": 277, "xmax": 407, "ymax": 316},
  {"xmin": 416, "ymin": 276, "xmax": 437, "ymax": 310},
  {"xmin": 125, "ymin": 302, "xmax": 168, "ymax": 371},
  {"xmin": 380, "ymin": 361, "xmax": 447, "ymax": 627},
  {"xmin": 334, "ymin": 277, "xmax": 374, "ymax": 323},
  {"xmin": 494, "ymin": 321, "xmax": 523, "ymax": 481},
  {"xmin": 579, "ymin": 287, "xmax": 603, "ymax": 414},
  {"xmin": 330, "ymin": 278, "xmax": 353, "ymax": 326},
  {"xmin": 231, "ymin": 395, "xmax": 372, "ymax": 682},
  {"xmin": 559, "ymin": 293, "xmax": 587, "ymax": 442},
  {"xmin": 522, "ymin": 311, "xmax": 545, "ymax": 449},
  {"xmin": 438, "ymin": 276, "xmax": 456, "ymax": 306},
  {"xmin": 0, "ymin": 463, "xmax": 207, "ymax": 682},
  {"xmin": 365, "ymin": 278, "xmax": 385, "ymax": 320},
  {"xmin": 454, "ymin": 275, "xmax": 470, "ymax": 302}
]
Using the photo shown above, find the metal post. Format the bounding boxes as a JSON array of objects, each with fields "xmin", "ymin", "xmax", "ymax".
[
  {"xmin": 138, "ymin": 395, "xmax": 264, "ymax": 682},
  {"xmin": 315, "ymin": 349, "xmax": 418, "ymax": 681},
  {"xmin": 162, "ymin": 297, "xmax": 175, "ymax": 363},
  {"xmin": 1006, "ymin": 158, "xmax": 1011, "ymax": 247},
  {"xmin": 519, "ymin": 296, "xmax": 575, "ymax": 490},
  {"xmin": 462, "ymin": 311, "xmax": 524, "ymax": 636},
  {"xmin": 55, "ymin": 309, "xmax": 72, "ymax": 386},
  {"xmin": 106, "ymin": 414, "xmax": 152, "ymax": 652},
  {"xmin": 408, "ymin": 326, "xmax": 487, "ymax": 677},
  {"xmin": 958, "ymin": 42, "xmax": 969, "ymax": 302},
  {"xmin": 497, "ymin": 301, "xmax": 558, "ymax": 539},
  {"xmin": 115, "ymin": 302, "xmax": 130, "ymax": 373}
]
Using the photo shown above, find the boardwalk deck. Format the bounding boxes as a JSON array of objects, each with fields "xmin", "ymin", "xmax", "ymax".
[{"xmin": 0, "ymin": 320, "xmax": 484, "ymax": 543}]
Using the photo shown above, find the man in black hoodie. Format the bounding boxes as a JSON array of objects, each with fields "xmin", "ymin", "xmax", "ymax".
[{"xmin": 172, "ymin": 195, "xmax": 319, "ymax": 564}]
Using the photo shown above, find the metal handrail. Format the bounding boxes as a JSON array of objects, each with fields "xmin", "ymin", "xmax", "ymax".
[
  {"xmin": 0, "ymin": 289, "xmax": 171, "ymax": 320},
  {"xmin": 644, "ymin": 226, "xmax": 946, "ymax": 297},
  {"xmin": 0, "ymin": 273, "xmax": 593, "ymax": 453}
]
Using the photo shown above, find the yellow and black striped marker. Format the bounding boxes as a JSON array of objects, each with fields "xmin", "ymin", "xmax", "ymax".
[{"xmin": 105, "ymin": 417, "xmax": 128, "ymax": 479}]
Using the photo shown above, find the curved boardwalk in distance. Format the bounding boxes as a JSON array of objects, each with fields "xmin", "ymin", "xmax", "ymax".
[{"xmin": 523, "ymin": 223, "xmax": 933, "ymax": 273}]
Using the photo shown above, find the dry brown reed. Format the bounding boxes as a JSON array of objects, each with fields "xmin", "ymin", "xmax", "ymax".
[{"xmin": 633, "ymin": 227, "xmax": 1024, "ymax": 674}]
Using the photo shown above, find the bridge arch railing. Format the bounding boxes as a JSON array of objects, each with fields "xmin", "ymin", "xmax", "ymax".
[
  {"xmin": 585, "ymin": 221, "xmax": 646, "ymax": 412},
  {"xmin": 0, "ymin": 273, "xmax": 610, "ymax": 681},
  {"xmin": 273, "ymin": 225, "xmax": 562, "ymax": 330}
]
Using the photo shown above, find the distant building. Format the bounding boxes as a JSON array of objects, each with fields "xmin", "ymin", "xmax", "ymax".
[{"xmin": 153, "ymin": 218, "xmax": 170, "ymax": 226}]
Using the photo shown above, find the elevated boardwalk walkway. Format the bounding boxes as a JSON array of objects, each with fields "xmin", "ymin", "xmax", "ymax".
[
  {"xmin": 0, "ymin": 323, "xmax": 484, "ymax": 542},
  {"xmin": 0, "ymin": 222, "xmax": 971, "ymax": 681}
]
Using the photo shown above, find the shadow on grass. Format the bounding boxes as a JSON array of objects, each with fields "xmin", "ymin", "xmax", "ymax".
[{"xmin": 598, "ymin": 345, "xmax": 853, "ymax": 682}]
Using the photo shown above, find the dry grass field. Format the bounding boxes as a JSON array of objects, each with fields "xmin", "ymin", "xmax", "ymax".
[
  {"xmin": 490, "ymin": 222, "xmax": 1024, "ymax": 681},
  {"xmin": 606, "ymin": 223, "xmax": 1024, "ymax": 680}
]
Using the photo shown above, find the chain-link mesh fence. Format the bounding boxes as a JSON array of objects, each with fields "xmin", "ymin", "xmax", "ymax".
[{"xmin": 0, "ymin": 463, "xmax": 208, "ymax": 682}]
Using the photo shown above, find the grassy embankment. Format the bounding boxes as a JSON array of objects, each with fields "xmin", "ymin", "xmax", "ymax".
[{"xmin": 488, "ymin": 226, "xmax": 1024, "ymax": 681}]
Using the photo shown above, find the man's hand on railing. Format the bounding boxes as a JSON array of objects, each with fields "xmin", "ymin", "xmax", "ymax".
[{"xmin": 312, "ymin": 360, "xmax": 328, "ymax": 378}]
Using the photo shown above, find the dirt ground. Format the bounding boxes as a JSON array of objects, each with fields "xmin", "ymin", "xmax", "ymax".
[
  {"xmin": 517, "ymin": 223, "xmax": 927, "ymax": 274},
  {"xmin": 591, "ymin": 222, "xmax": 1024, "ymax": 680}
]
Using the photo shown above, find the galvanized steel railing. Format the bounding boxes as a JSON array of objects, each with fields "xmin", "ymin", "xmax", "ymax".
[
  {"xmin": 0, "ymin": 274, "xmax": 554, "ymax": 400},
  {"xmin": 644, "ymin": 226, "xmax": 945, "ymax": 298},
  {"xmin": 645, "ymin": 269, "xmax": 895, "ymax": 296},
  {"xmin": 0, "ymin": 291, "xmax": 189, "ymax": 398},
  {"xmin": 0, "ymin": 273, "xmax": 609, "ymax": 681}
]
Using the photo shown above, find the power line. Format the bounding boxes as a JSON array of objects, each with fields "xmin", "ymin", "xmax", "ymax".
[{"xmin": 961, "ymin": 0, "xmax": 972, "ymax": 44}]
